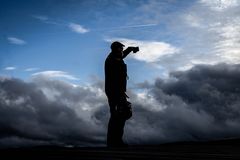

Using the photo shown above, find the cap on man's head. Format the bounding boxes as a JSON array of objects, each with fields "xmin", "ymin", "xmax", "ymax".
[{"xmin": 111, "ymin": 41, "xmax": 125, "ymax": 50}]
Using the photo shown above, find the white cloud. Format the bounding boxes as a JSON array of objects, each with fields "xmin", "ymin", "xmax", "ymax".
[
  {"xmin": 98, "ymin": 23, "xmax": 158, "ymax": 31},
  {"xmin": 69, "ymin": 23, "xmax": 89, "ymax": 34},
  {"xmin": 32, "ymin": 15, "xmax": 89, "ymax": 33},
  {"xmin": 32, "ymin": 70, "xmax": 79, "ymax": 81},
  {"xmin": 24, "ymin": 68, "xmax": 39, "ymax": 72},
  {"xmin": 136, "ymin": 91, "xmax": 165, "ymax": 112},
  {"xmin": 200, "ymin": 0, "xmax": 239, "ymax": 11},
  {"xmin": 105, "ymin": 38, "xmax": 179, "ymax": 63},
  {"xmin": 177, "ymin": 59, "xmax": 221, "ymax": 71},
  {"xmin": 4, "ymin": 67, "xmax": 16, "ymax": 71},
  {"xmin": 32, "ymin": 15, "xmax": 64, "ymax": 26},
  {"xmin": 183, "ymin": 14, "xmax": 204, "ymax": 28},
  {"xmin": 212, "ymin": 19, "xmax": 240, "ymax": 63},
  {"xmin": 32, "ymin": 15, "xmax": 48, "ymax": 21},
  {"xmin": 181, "ymin": 1, "xmax": 240, "ymax": 65},
  {"xmin": 7, "ymin": 37, "xmax": 26, "ymax": 45}
]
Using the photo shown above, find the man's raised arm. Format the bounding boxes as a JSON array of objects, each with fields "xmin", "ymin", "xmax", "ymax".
[{"xmin": 122, "ymin": 47, "xmax": 139, "ymax": 59}]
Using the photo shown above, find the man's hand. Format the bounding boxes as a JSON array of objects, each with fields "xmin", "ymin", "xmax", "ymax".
[
  {"xmin": 132, "ymin": 47, "xmax": 139, "ymax": 53},
  {"xmin": 122, "ymin": 46, "xmax": 139, "ymax": 59}
]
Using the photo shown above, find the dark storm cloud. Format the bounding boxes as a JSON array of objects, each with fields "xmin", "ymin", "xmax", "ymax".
[
  {"xmin": 160, "ymin": 63, "xmax": 240, "ymax": 121},
  {"xmin": 1, "ymin": 63, "xmax": 240, "ymax": 147},
  {"xmin": 0, "ymin": 77, "xmax": 108, "ymax": 148},
  {"xmin": 125, "ymin": 63, "xmax": 240, "ymax": 144}
]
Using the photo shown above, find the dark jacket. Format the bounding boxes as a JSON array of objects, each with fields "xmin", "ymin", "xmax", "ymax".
[{"xmin": 105, "ymin": 53, "xmax": 127, "ymax": 100}]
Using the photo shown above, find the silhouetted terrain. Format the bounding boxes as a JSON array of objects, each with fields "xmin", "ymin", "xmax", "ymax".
[{"xmin": 1, "ymin": 139, "xmax": 240, "ymax": 160}]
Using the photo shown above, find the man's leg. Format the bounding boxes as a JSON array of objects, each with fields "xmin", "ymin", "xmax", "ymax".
[
  {"xmin": 107, "ymin": 99, "xmax": 127, "ymax": 147},
  {"xmin": 107, "ymin": 113, "xmax": 117, "ymax": 146},
  {"xmin": 107, "ymin": 99, "xmax": 117, "ymax": 146},
  {"xmin": 116, "ymin": 116, "xmax": 126, "ymax": 145},
  {"xmin": 107, "ymin": 113, "xmax": 126, "ymax": 147}
]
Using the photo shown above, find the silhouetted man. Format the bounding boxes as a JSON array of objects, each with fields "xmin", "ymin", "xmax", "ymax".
[{"xmin": 105, "ymin": 41, "xmax": 139, "ymax": 147}]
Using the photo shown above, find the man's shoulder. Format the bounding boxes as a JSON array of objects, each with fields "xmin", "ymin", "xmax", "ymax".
[
  {"xmin": 105, "ymin": 55, "xmax": 112, "ymax": 63},
  {"xmin": 105, "ymin": 54, "xmax": 114, "ymax": 68},
  {"xmin": 105, "ymin": 54, "xmax": 116, "ymax": 63},
  {"xmin": 105, "ymin": 53, "xmax": 125, "ymax": 66}
]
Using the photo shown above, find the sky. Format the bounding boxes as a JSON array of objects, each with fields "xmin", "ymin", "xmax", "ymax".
[
  {"xmin": 1, "ymin": 0, "xmax": 240, "ymax": 83},
  {"xmin": 1, "ymin": 0, "xmax": 240, "ymax": 148}
]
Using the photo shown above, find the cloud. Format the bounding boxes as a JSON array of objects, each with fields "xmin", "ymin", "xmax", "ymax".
[
  {"xmin": 69, "ymin": 23, "xmax": 89, "ymax": 34},
  {"xmin": 212, "ymin": 19, "xmax": 240, "ymax": 63},
  {"xmin": 125, "ymin": 0, "xmax": 240, "ymax": 75},
  {"xmin": 183, "ymin": 0, "xmax": 240, "ymax": 65},
  {"xmin": 4, "ymin": 67, "xmax": 16, "ymax": 71},
  {"xmin": 183, "ymin": 14, "xmax": 204, "ymax": 28},
  {"xmin": 113, "ymin": 23, "xmax": 157, "ymax": 29},
  {"xmin": 32, "ymin": 14, "xmax": 64, "ymax": 26},
  {"xmin": 1, "ymin": 63, "xmax": 240, "ymax": 147},
  {"xmin": 125, "ymin": 63, "xmax": 240, "ymax": 144},
  {"xmin": 24, "ymin": 68, "xmax": 39, "ymax": 72},
  {"xmin": 105, "ymin": 38, "xmax": 179, "ymax": 63},
  {"xmin": 0, "ymin": 76, "xmax": 107, "ymax": 148},
  {"xmin": 7, "ymin": 37, "xmax": 26, "ymax": 45},
  {"xmin": 95, "ymin": 23, "xmax": 157, "ymax": 31},
  {"xmin": 32, "ymin": 15, "xmax": 48, "ymax": 21},
  {"xmin": 32, "ymin": 15, "xmax": 89, "ymax": 34},
  {"xmin": 32, "ymin": 71, "xmax": 79, "ymax": 81},
  {"xmin": 199, "ymin": 0, "xmax": 239, "ymax": 11}
]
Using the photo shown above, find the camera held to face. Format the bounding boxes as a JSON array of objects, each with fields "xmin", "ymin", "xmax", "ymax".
[{"xmin": 133, "ymin": 47, "xmax": 139, "ymax": 53}]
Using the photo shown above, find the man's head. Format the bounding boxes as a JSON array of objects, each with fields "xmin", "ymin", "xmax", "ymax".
[{"xmin": 111, "ymin": 41, "xmax": 125, "ymax": 58}]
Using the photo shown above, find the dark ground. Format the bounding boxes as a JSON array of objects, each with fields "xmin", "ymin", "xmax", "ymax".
[{"xmin": 1, "ymin": 139, "xmax": 240, "ymax": 160}]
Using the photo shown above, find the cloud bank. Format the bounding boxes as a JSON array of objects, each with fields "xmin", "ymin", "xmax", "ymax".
[
  {"xmin": 1, "ymin": 63, "xmax": 240, "ymax": 147},
  {"xmin": 127, "ymin": 63, "xmax": 240, "ymax": 144},
  {"xmin": 0, "ymin": 76, "xmax": 107, "ymax": 148}
]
